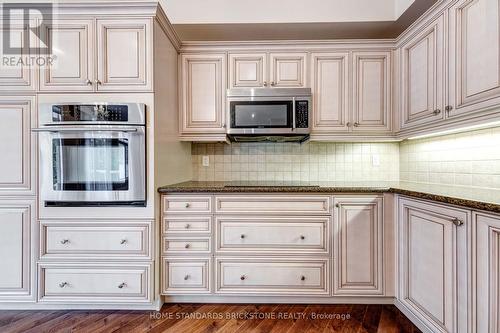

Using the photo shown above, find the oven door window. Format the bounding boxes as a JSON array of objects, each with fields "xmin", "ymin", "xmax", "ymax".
[
  {"xmin": 52, "ymin": 138, "xmax": 129, "ymax": 191},
  {"xmin": 230, "ymin": 101, "xmax": 292, "ymax": 128}
]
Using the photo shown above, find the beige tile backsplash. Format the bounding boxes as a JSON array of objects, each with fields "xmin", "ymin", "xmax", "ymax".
[
  {"xmin": 192, "ymin": 142, "xmax": 400, "ymax": 182},
  {"xmin": 400, "ymin": 127, "xmax": 500, "ymax": 189}
]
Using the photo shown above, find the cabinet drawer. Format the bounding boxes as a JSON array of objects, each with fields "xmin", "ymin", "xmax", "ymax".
[
  {"xmin": 162, "ymin": 237, "xmax": 211, "ymax": 255},
  {"xmin": 163, "ymin": 196, "xmax": 212, "ymax": 214},
  {"xmin": 163, "ymin": 216, "xmax": 211, "ymax": 234},
  {"xmin": 216, "ymin": 217, "xmax": 329, "ymax": 254},
  {"xmin": 40, "ymin": 221, "xmax": 151, "ymax": 259},
  {"xmin": 216, "ymin": 258, "xmax": 329, "ymax": 295},
  {"xmin": 39, "ymin": 263, "xmax": 151, "ymax": 302},
  {"xmin": 215, "ymin": 195, "xmax": 331, "ymax": 215},
  {"xmin": 161, "ymin": 258, "xmax": 211, "ymax": 294}
]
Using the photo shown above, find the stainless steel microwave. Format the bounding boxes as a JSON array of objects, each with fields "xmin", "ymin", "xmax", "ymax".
[{"xmin": 226, "ymin": 88, "xmax": 311, "ymax": 143}]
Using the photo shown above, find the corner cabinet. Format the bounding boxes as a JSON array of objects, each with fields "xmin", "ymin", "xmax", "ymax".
[
  {"xmin": 333, "ymin": 196, "xmax": 384, "ymax": 296},
  {"xmin": 398, "ymin": 198, "xmax": 469, "ymax": 333},
  {"xmin": 39, "ymin": 18, "xmax": 152, "ymax": 92},
  {"xmin": 179, "ymin": 53, "xmax": 227, "ymax": 140}
]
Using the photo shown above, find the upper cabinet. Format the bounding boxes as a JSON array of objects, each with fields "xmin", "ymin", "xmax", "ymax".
[
  {"xmin": 229, "ymin": 52, "xmax": 308, "ymax": 88},
  {"xmin": 352, "ymin": 51, "xmax": 391, "ymax": 132},
  {"xmin": 180, "ymin": 53, "xmax": 227, "ymax": 138},
  {"xmin": 400, "ymin": 14, "xmax": 445, "ymax": 129},
  {"xmin": 0, "ymin": 21, "xmax": 36, "ymax": 92},
  {"xmin": 39, "ymin": 18, "xmax": 152, "ymax": 92},
  {"xmin": 448, "ymin": 0, "xmax": 500, "ymax": 118}
]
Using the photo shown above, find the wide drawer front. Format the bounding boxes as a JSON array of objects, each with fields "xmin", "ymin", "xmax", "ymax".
[
  {"xmin": 216, "ymin": 258, "xmax": 329, "ymax": 295},
  {"xmin": 215, "ymin": 195, "xmax": 331, "ymax": 215},
  {"xmin": 161, "ymin": 258, "xmax": 211, "ymax": 294},
  {"xmin": 163, "ymin": 216, "xmax": 212, "ymax": 234},
  {"xmin": 163, "ymin": 195, "xmax": 212, "ymax": 214},
  {"xmin": 40, "ymin": 222, "xmax": 151, "ymax": 259},
  {"xmin": 39, "ymin": 264, "xmax": 150, "ymax": 302},
  {"xmin": 162, "ymin": 237, "xmax": 211, "ymax": 255},
  {"xmin": 216, "ymin": 217, "xmax": 329, "ymax": 253}
]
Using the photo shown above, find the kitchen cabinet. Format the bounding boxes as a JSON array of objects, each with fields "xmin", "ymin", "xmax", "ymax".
[
  {"xmin": 0, "ymin": 199, "xmax": 35, "ymax": 301},
  {"xmin": 311, "ymin": 52, "xmax": 350, "ymax": 133},
  {"xmin": 400, "ymin": 14, "xmax": 445, "ymax": 129},
  {"xmin": 448, "ymin": 0, "xmax": 500, "ymax": 118},
  {"xmin": 179, "ymin": 53, "xmax": 227, "ymax": 136},
  {"xmin": 398, "ymin": 198, "xmax": 469, "ymax": 333},
  {"xmin": 473, "ymin": 212, "xmax": 500, "ymax": 333},
  {"xmin": 352, "ymin": 51, "xmax": 392, "ymax": 132},
  {"xmin": 228, "ymin": 52, "xmax": 307, "ymax": 88},
  {"xmin": 39, "ymin": 18, "xmax": 151, "ymax": 92},
  {"xmin": 39, "ymin": 20, "xmax": 94, "ymax": 92},
  {"xmin": 0, "ymin": 21, "xmax": 36, "ymax": 91},
  {"xmin": 333, "ymin": 196, "xmax": 384, "ymax": 295},
  {"xmin": 0, "ymin": 97, "xmax": 35, "ymax": 195}
]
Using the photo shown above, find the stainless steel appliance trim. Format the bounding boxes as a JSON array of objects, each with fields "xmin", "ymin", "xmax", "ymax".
[
  {"xmin": 33, "ymin": 126, "xmax": 139, "ymax": 133},
  {"xmin": 227, "ymin": 88, "xmax": 312, "ymax": 97}
]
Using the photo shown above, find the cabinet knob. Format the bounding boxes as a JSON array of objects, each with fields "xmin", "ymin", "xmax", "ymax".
[
  {"xmin": 118, "ymin": 282, "xmax": 126, "ymax": 289},
  {"xmin": 184, "ymin": 275, "xmax": 190, "ymax": 281},
  {"xmin": 452, "ymin": 218, "xmax": 464, "ymax": 227},
  {"xmin": 240, "ymin": 234, "xmax": 245, "ymax": 239},
  {"xmin": 120, "ymin": 239, "xmax": 127, "ymax": 245},
  {"xmin": 185, "ymin": 224, "xmax": 191, "ymax": 229},
  {"xmin": 60, "ymin": 239, "xmax": 69, "ymax": 245},
  {"xmin": 346, "ymin": 122, "xmax": 352, "ymax": 127},
  {"xmin": 185, "ymin": 203, "xmax": 191, "ymax": 208},
  {"xmin": 353, "ymin": 122, "xmax": 360, "ymax": 127},
  {"xmin": 445, "ymin": 105, "xmax": 453, "ymax": 113},
  {"xmin": 59, "ymin": 282, "xmax": 69, "ymax": 288},
  {"xmin": 300, "ymin": 275, "xmax": 306, "ymax": 281},
  {"xmin": 222, "ymin": 123, "xmax": 226, "ymax": 129},
  {"xmin": 263, "ymin": 81, "xmax": 268, "ymax": 87},
  {"xmin": 240, "ymin": 275, "xmax": 246, "ymax": 281},
  {"xmin": 433, "ymin": 109, "xmax": 441, "ymax": 115},
  {"xmin": 95, "ymin": 79, "xmax": 102, "ymax": 85},
  {"xmin": 85, "ymin": 79, "xmax": 92, "ymax": 86},
  {"xmin": 300, "ymin": 235, "xmax": 305, "ymax": 240},
  {"xmin": 335, "ymin": 203, "xmax": 340, "ymax": 208},
  {"xmin": 184, "ymin": 243, "xmax": 191, "ymax": 249},
  {"xmin": 270, "ymin": 81, "xmax": 276, "ymax": 86}
]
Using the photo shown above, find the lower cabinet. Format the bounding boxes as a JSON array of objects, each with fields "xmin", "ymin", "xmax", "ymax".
[
  {"xmin": 0, "ymin": 199, "xmax": 35, "ymax": 302},
  {"xmin": 333, "ymin": 196, "xmax": 384, "ymax": 296},
  {"xmin": 473, "ymin": 212, "xmax": 500, "ymax": 333},
  {"xmin": 398, "ymin": 197, "xmax": 469, "ymax": 333}
]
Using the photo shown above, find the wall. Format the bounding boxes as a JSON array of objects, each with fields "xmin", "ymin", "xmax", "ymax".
[
  {"xmin": 192, "ymin": 142, "xmax": 400, "ymax": 182},
  {"xmin": 400, "ymin": 127, "xmax": 500, "ymax": 189}
]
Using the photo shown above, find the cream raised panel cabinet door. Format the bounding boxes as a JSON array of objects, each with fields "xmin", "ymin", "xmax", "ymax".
[
  {"xmin": 0, "ymin": 199, "xmax": 35, "ymax": 301},
  {"xmin": 0, "ymin": 97, "xmax": 35, "ymax": 195},
  {"xmin": 352, "ymin": 51, "xmax": 391, "ymax": 132},
  {"xmin": 398, "ymin": 198, "xmax": 469, "ymax": 333},
  {"xmin": 39, "ymin": 20, "xmax": 95, "ymax": 92},
  {"xmin": 449, "ymin": 0, "xmax": 500, "ymax": 118},
  {"xmin": 311, "ymin": 52, "xmax": 350, "ymax": 133},
  {"xmin": 96, "ymin": 19, "xmax": 152, "ymax": 91},
  {"xmin": 229, "ymin": 53, "xmax": 267, "ymax": 88},
  {"xmin": 401, "ymin": 14, "xmax": 445, "ymax": 129},
  {"xmin": 333, "ymin": 196, "xmax": 383, "ymax": 295},
  {"xmin": 180, "ymin": 54, "xmax": 227, "ymax": 134},
  {"xmin": 0, "ymin": 21, "xmax": 36, "ymax": 91},
  {"xmin": 473, "ymin": 212, "xmax": 500, "ymax": 333},
  {"xmin": 269, "ymin": 52, "xmax": 308, "ymax": 87}
]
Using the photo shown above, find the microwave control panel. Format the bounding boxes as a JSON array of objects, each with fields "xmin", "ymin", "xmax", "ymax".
[{"xmin": 295, "ymin": 100, "xmax": 309, "ymax": 128}]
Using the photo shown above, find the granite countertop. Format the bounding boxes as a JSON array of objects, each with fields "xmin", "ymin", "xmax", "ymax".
[{"xmin": 158, "ymin": 181, "xmax": 500, "ymax": 214}]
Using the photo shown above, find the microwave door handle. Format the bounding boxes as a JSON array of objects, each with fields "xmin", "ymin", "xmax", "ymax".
[
  {"xmin": 32, "ymin": 127, "xmax": 138, "ymax": 133},
  {"xmin": 292, "ymin": 97, "xmax": 296, "ymax": 130}
]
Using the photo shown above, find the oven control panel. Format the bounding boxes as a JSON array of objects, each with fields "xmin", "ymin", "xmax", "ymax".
[
  {"xmin": 295, "ymin": 100, "xmax": 309, "ymax": 128},
  {"xmin": 52, "ymin": 104, "xmax": 129, "ymax": 122}
]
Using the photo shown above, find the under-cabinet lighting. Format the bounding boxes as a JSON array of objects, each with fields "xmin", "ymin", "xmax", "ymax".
[{"xmin": 406, "ymin": 120, "xmax": 500, "ymax": 140}]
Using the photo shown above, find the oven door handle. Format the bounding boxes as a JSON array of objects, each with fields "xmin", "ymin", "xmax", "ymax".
[{"xmin": 32, "ymin": 127, "xmax": 138, "ymax": 133}]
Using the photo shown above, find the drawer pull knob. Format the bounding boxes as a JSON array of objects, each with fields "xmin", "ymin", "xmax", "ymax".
[
  {"xmin": 335, "ymin": 203, "xmax": 340, "ymax": 208},
  {"xmin": 185, "ymin": 224, "xmax": 191, "ymax": 229},
  {"xmin": 59, "ymin": 282, "xmax": 69, "ymax": 288},
  {"xmin": 60, "ymin": 239, "xmax": 70, "ymax": 245},
  {"xmin": 120, "ymin": 239, "xmax": 127, "ymax": 245},
  {"xmin": 301, "ymin": 276, "xmax": 306, "ymax": 281},
  {"xmin": 452, "ymin": 218, "xmax": 464, "ymax": 226},
  {"xmin": 240, "ymin": 234, "xmax": 245, "ymax": 239},
  {"xmin": 185, "ymin": 203, "xmax": 191, "ymax": 208},
  {"xmin": 240, "ymin": 275, "xmax": 246, "ymax": 281},
  {"xmin": 300, "ymin": 235, "xmax": 305, "ymax": 240},
  {"xmin": 118, "ymin": 283, "xmax": 126, "ymax": 289},
  {"xmin": 433, "ymin": 109, "xmax": 441, "ymax": 115},
  {"xmin": 185, "ymin": 243, "xmax": 191, "ymax": 249},
  {"xmin": 184, "ymin": 275, "xmax": 190, "ymax": 280},
  {"xmin": 353, "ymin": 122, "xmax": 359, "ymax": 127}
]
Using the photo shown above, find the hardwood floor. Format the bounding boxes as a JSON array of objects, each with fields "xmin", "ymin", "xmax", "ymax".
[{"xmin": 0, "ymin": 304, "xmax": 422, "ymax": 333}]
